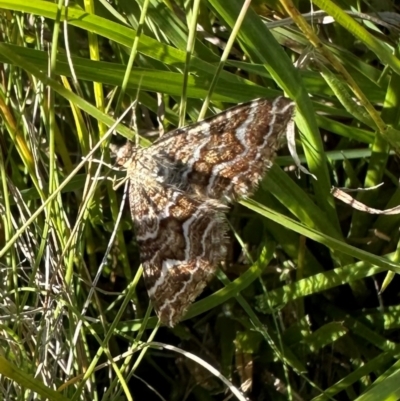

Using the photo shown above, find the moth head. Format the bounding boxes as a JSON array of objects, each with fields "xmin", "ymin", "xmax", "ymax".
[{"xmin": 114, "ymin": 141, "xmax": 137, "ymax": 168}]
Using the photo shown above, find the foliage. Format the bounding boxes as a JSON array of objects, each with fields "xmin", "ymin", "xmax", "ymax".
[{"xmin": 0, "ymin": 0, "xmax": 400, "ymax": 400}]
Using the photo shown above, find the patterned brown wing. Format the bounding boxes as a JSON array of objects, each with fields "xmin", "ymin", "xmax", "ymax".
[
  {"xmin": 127, "ymin": 149, "xmax": 228, "ymax": 327},
  {"xmin": 149, "ymin": 96, "xmax": 295, "ymax": 201}
]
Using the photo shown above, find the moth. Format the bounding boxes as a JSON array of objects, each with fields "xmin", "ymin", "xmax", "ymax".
[{"xmin": 117, "ymin": 96, "xmax": 295, "ymax": 327}]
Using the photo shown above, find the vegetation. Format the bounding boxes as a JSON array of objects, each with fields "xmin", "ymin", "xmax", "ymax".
[{"xmin": 1, "ymin": 0, "xmax": 400, "ymax": 400}]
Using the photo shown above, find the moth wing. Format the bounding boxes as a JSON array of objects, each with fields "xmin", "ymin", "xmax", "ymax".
[
  {"xmin": 151, "ymin": 97, "xmax": 295, "ymax": 201},
  {"xmin": 129, "ymin": 182, "xmax": 228, "ymax": 327}
]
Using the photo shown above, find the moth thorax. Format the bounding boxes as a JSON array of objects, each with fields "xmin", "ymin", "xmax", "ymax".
[{"xmin": 152, "ymin": 152, "xmax": 187, "ymax": 188}]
